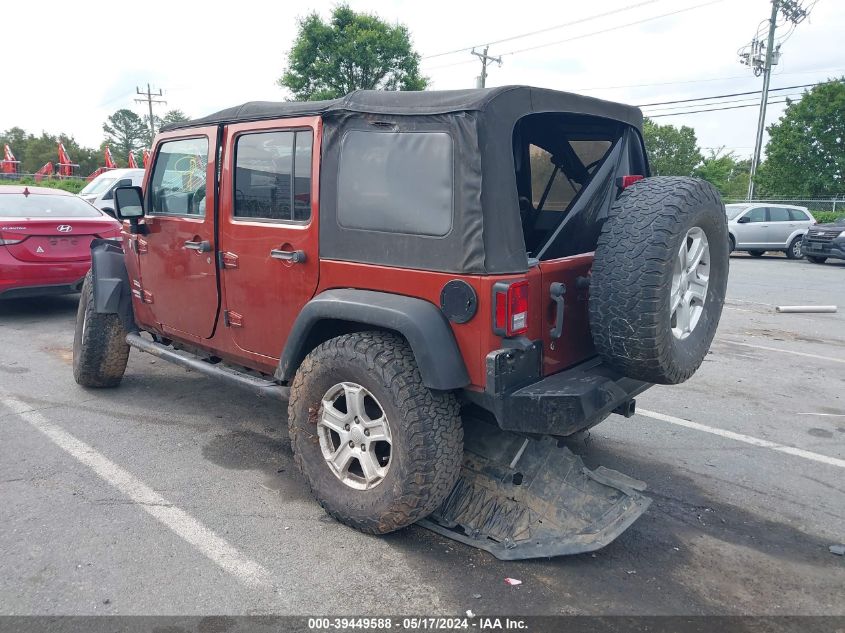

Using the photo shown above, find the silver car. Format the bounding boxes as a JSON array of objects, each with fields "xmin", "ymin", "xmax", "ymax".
[{"xmin": 726, "ymin": 203, "xmax": 816, "ymax": 259}]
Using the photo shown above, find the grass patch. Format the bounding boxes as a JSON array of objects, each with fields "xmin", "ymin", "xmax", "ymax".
[{"xmin": 0, "ymin": 176, "xmax": 88, "ymax": 194}]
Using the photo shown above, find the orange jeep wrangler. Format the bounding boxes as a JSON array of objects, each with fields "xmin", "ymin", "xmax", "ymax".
[{"xmin": 73, "ymin": 87, "xmax": 728, "ymax": 559}]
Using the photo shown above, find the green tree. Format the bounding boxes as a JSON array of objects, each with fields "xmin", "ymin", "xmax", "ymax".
[
  {"xmin": 757, "ymin": 79, "xmax": 845, "ymax": 197},
  {"xmin": 156, "ymin": 109, "xmax": 190, "ymax": 129},
  {"xmin": 278, "ymin": 4, "xmax": 427, "ymax": 100},
  {"xmin": 103, "ymin": 109, "xmax": 149, "ymax": 159},
  {"xmin": 642, "ymin": 118, "xmax": 703, "ymax": 177},
  {"xmin": 694, "ymin": 149, "xmax": 750, "ymax": 198}
]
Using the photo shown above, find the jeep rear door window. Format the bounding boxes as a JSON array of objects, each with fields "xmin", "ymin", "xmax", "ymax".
[
  {"xmin": 337, "ymin": 131, "xmax": 453, "ymax": 237},
  {"xmin": 234, "ymin": 130, "xmax": 313, "ymax": 222},
  {"xmin": 149, "ymin": 137, "xmax": 209, "ymax": 216}
]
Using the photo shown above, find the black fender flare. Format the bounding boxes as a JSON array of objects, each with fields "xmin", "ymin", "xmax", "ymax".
[
  {"xmin": 90, "ymin": 238, "xmax": 135, "ymax": 332},
  {"xmin": 277, "ymin": 289, "xmax": 470, "ymax": 391}
]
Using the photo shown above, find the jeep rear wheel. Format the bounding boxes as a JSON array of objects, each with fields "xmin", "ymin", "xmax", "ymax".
[
  {"xmin": 73, "ymin": 271, "xmax": 130, "ymax": 387},
  {"xmin": 589, "ymin": 177, "xmax": 729, "ymax": 385},
  {"xmin": 287, "ymin": 332, "xmax": 463, "ymax": 534}
]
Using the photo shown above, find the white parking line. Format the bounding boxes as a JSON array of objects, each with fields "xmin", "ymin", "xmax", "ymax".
[
  {"xmin": 724, "ymin": 340, "xmax": 845, "ymax": 365},
  {"xmin": 2, "ymin": 397, "xmax": 273, "ymax": 588},
  {"xmin": 637, "ymin": 408, "xmax": 845, "ymax": 469}
]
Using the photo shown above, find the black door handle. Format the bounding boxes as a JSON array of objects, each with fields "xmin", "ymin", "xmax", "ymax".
[{"xmin": 550, "ymin": 282, "xmax": 566, "ymax": 340}]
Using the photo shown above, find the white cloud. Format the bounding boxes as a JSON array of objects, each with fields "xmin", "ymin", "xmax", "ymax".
[{"xmin": 1, "ymin": 0, "xmax": 842, "ymax": 160}]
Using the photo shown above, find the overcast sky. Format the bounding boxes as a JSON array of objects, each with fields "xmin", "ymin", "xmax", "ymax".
[{"xmin": 2, "ymin": 0, "xmax": 843, "ymax": 159}]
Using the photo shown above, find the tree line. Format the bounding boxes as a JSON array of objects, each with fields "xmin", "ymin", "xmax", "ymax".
[
  {"xmin": 642, "ymin": 79, "xmax": 844, "ymax": 199},
  {"xmin": 1, "ymin": 109, "xmax": 188, "ymax": 176}
]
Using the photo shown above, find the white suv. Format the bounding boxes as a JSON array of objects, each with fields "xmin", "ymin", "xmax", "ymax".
[{"xmin": 726, "ymin": 203, "xmax": 816, "ymax": 259}]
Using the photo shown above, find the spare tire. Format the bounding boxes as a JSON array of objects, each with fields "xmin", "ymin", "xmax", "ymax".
[{"xmin": 589, "ymin": 177, "xmax": 728, "ymax": 385}]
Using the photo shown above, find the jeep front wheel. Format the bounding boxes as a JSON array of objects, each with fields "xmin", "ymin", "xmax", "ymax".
[
  {"xmin": 73, "ymin": 271, "xmax": 130, "ymax": 388},
  {"xmin": 287, "ymin": 332, "xmax": 463, "ymax": 534}
]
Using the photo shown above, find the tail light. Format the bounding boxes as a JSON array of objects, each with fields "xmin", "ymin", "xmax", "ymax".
[
  {"xmin": 0, "ymin": 236, "xmax": 23, "ymax": 245},
  {"xmin": 617, "ymin": 175, "xmax": 644, "ymax": 189},
  {"xmin": 492, "ymin": 280, "xmax": 530, "ymax": 337}
]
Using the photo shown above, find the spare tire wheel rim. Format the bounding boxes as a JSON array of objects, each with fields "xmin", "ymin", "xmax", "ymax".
[
  {"xmin": 671, "ymin": 226, "xmax": 710, "ymax": 340},
  {"xmin": 317, "ymin": 382, "xmax": 393, "ymax": 490}
]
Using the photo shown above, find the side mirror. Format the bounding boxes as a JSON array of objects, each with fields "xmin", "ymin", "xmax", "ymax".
[
  {"xmin": 114, "ymin": 186, "xmax": 145, "ymax": 232},
  {"xmin": 737, "ymin": 216, "xmax": 750, "ymax": 224},
  {"xmin": 102, "ymin": 180, "xmax": 133, "ymax": 201}
]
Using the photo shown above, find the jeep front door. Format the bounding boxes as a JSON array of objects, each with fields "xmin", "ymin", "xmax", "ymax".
[
  {"xmin": 218, "ymin": 118, "xmax": 321, "ymax": 367},
  {"xmin": 138, "ymin": 130, "xmax": 219, "ymax": 339}
]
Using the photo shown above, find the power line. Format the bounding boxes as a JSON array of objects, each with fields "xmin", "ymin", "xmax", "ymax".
[
  {"xmin": 645, "ymin": 98, "xmax": 790, "ymax": 117},
  {"xmin": 635, "ymin": 80, "xmax": 829, "ymax": 107},
  {"xmin": 422, "ymin": 0, "xmax": 721, "ymax": 71},
  {"xmin": 573, "ymin": 67, "xmax": 845, "ymax": 92},
  {"xmin": 422, "ymin": 0, "xmax": 659, "ymax": 60},
  {"xmin": 645, "ymin": 92, "xmax": 804, "ymax": 112},
  {"xmin": 499, "ymin": 1, "xmax": 722, "ymax": 57}
]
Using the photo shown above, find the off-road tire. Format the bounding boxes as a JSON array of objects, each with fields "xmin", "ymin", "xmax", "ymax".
[
  {"xmin": 73, "ymin": 271, "xmax": 130, "ymax": 387},
  {"xmin": 785, "ymin": 236, "xmax": 804, "ymax": 260},
  {"xmin": 749, "ymin": 250, "xmax": 765, "ymax": 257},
  {"xmin": 287, "ymin": 332, "xmax": 463, "ymax": 534},
  {"xmin": 589, "ymin": 177, "xmax": 729, "ymax": 385},
  {"xmin": 807, "ymin": 255, "xmax": 827, "ymax": 264}
]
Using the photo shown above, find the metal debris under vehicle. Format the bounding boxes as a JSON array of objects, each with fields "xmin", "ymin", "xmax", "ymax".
[{"xmin": 419, "ymin": 416, "xmax": 651, "ymax": 560}]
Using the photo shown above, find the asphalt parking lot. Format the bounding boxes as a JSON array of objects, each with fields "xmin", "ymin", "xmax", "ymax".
[{"xmin": 0, "ymin": 255, "xmax": 843, "ymax": 616}]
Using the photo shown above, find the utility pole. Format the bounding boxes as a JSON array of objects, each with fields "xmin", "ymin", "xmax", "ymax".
[
  {"xmin": 740, "ymin": 0, "xmax": 808, "ymax": 199},
  {"xmin": 135, "ymin": 83, "xmax": 167, "ymax": 145},
  {"xmin": 471, "ymin": 46, "xmax": 502, "ymax": 88}
]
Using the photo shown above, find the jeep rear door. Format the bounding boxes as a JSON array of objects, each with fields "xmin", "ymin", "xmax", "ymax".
[
  {"xmin": 136, "ymin": 129, "xmax": 219, "ymax": 339},
  {"xmin": 217, "ymin": 117, "xmax": 321, "ymax": 366}
]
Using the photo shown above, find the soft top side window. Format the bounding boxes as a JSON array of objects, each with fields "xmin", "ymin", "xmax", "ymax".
[
  {"xmin": 336, "ymin": 130, "xmax": 453, "ymax": 237},
  {"xmin": 149, "ymin": 137, "xmax": 209, "ymax": 216}
]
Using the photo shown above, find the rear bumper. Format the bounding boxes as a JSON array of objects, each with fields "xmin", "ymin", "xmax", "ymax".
[
  {"xmin": 0, "ymin": 247, "xmax": 89, "ymax": 297},
  {"xmin": 802, "ymin": 235, "xmax": 845, "ymax": 260},
  {"xmin": 466, "ymin": 341, "xmax": 650, "ymax": 436}
]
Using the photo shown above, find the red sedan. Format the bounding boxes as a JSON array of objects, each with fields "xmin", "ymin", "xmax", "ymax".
[{"xmin": 0, "ymin": 185, "xmax": 122, "ymax": 299}]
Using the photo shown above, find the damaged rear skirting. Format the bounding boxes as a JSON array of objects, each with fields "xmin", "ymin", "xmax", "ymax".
[{"xmin": 419, "ymin": 416, "xmax": 650, "ymax": 560}]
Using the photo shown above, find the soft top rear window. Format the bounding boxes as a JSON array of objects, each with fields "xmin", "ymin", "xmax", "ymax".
[
  {"xmin": 513, "ymin": 113, "xmax": 625, "ymax": 258},
  {"xmin": 0, "ymin": 193, "xmax": 102, "ymax": 218}
]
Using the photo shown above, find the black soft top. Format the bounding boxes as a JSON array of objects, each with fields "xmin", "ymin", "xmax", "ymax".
[
  {"xmin": 162, "ymin": 86, "xmax": 643, "ymax": 132},
  {"xmin": 163, "ymin": 86, "xmax": 644, "ymax": 274}
]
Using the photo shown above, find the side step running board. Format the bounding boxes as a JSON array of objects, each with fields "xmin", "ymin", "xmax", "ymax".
[{"xmin": 126, "ymin": 333, "xmax": 289, "ymax": 401}]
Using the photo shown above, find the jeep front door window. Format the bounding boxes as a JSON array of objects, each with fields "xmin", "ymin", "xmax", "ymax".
[
  {"xmin": 135, "ymin": 131, "xmax": 219, "ymax": 340},
  {"xmin": 149, "ymin": 137, "xmax": 209, "ymax": 216}
]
